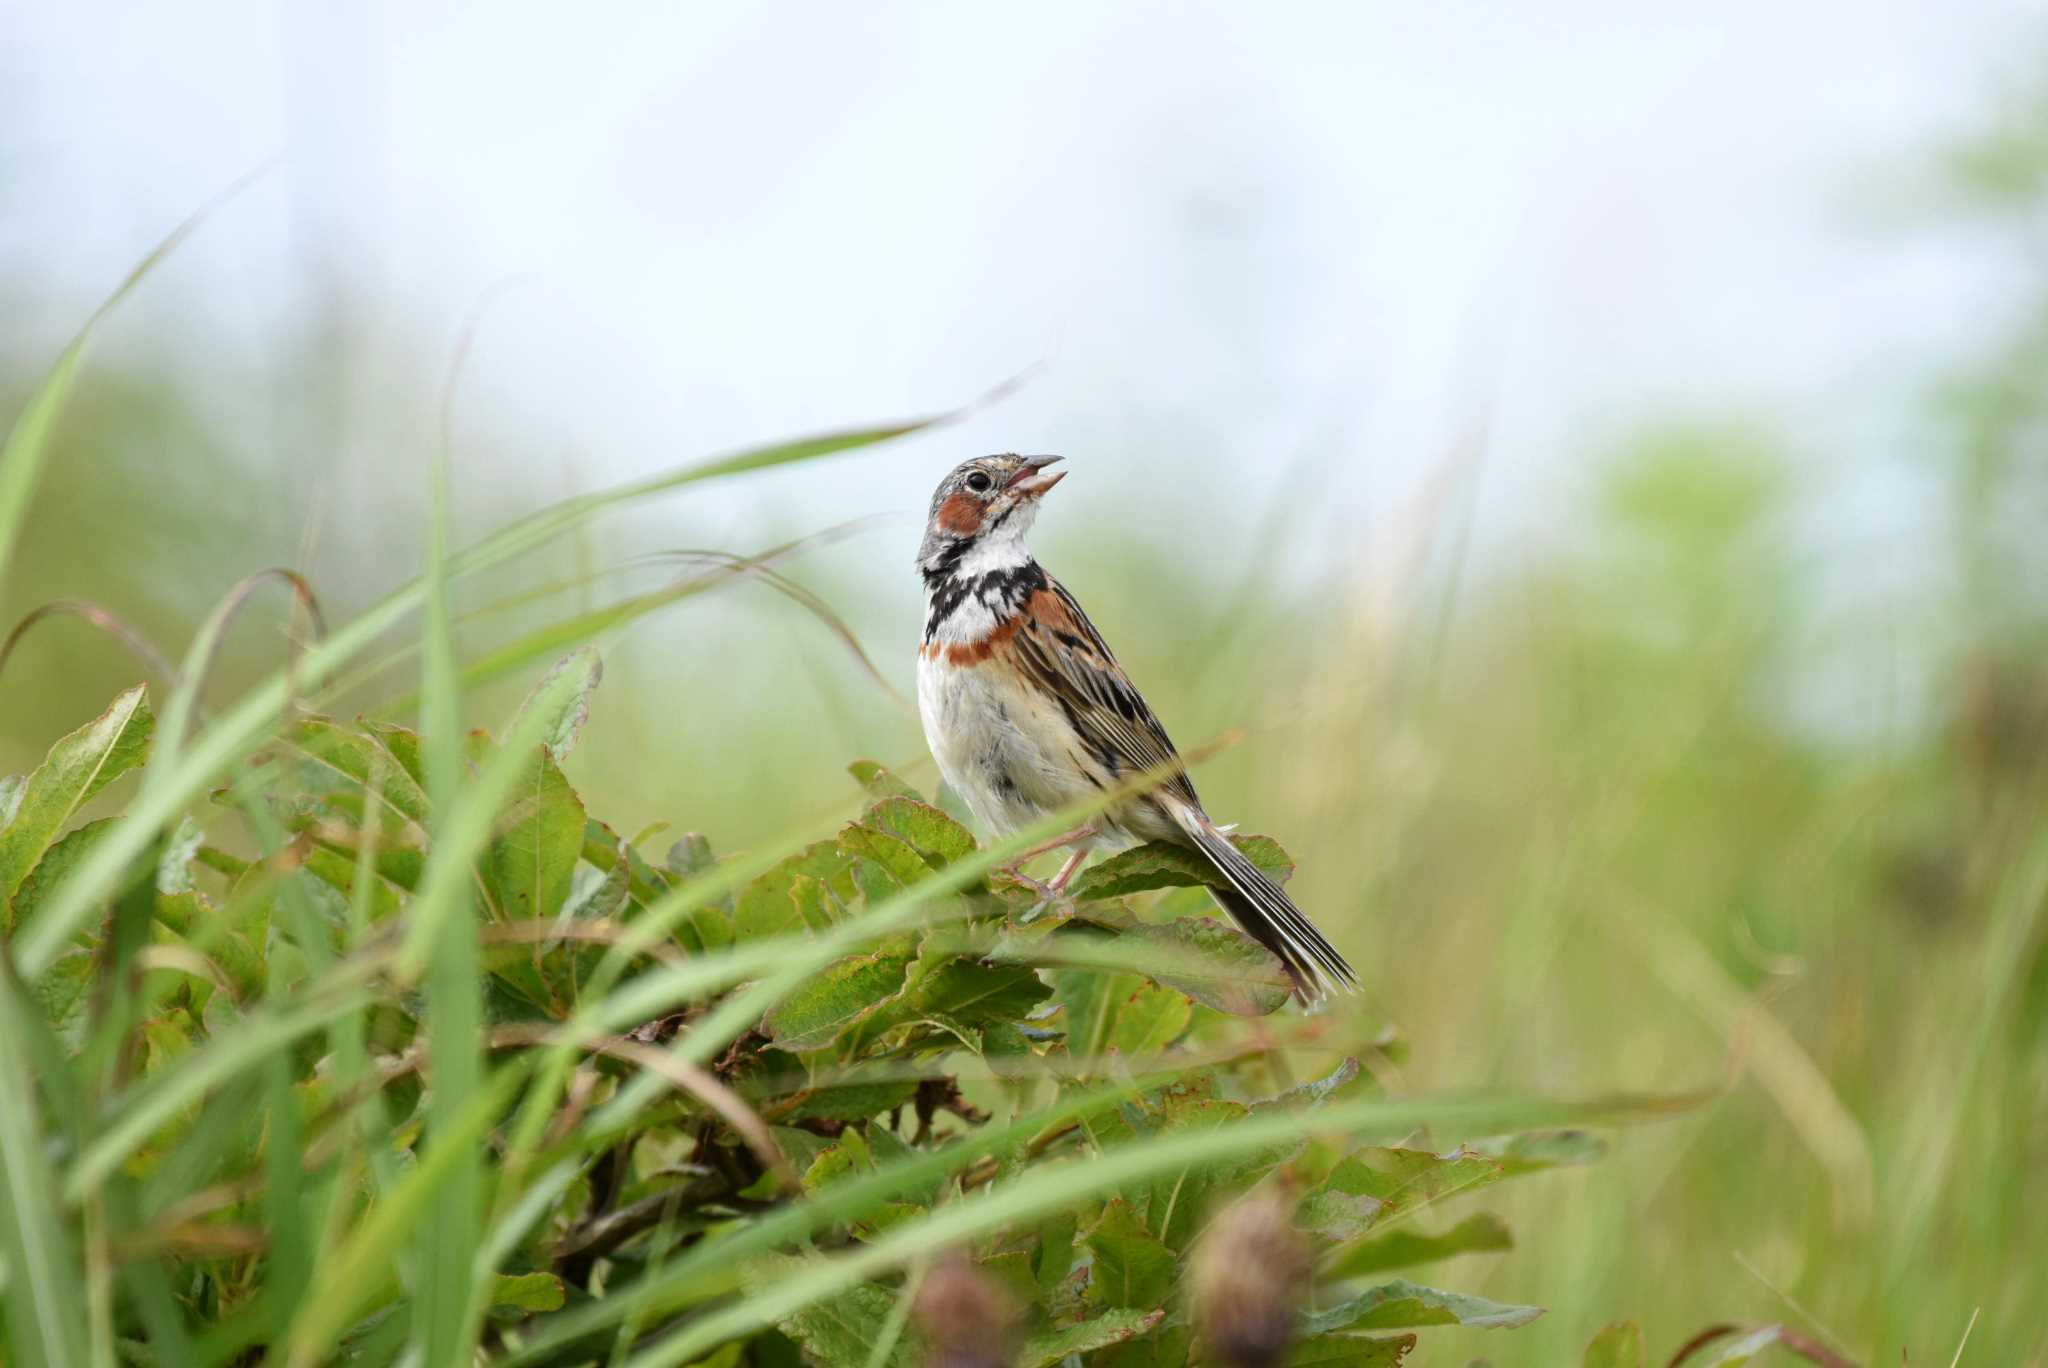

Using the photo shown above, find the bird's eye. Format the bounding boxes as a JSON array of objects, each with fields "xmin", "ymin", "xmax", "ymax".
[{"xmin": 964, "ymin": 471, "xmax": 994, "ymax": 495}]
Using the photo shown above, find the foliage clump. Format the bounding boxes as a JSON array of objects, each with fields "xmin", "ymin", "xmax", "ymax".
[{"xmin": 0, "ymin": 660, "xmax": 1612, "ymax": 1366}]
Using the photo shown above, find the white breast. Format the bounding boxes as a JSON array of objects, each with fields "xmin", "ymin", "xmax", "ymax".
[{"xmin": 916, "ymin": 651, "xmax": 1099, "ymax": 838}]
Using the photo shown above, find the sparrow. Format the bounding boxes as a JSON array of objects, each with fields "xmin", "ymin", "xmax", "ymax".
[{"xmin": 915, "ymin": 454, "xmax": 1357, "ymax": 1000}]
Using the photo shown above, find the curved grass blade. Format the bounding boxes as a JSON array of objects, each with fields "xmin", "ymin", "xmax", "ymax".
[
  {"xmin": 13, "ymin": 411, "xmax": 964, "ymax": 981},
  {"xmin": 0, "ymin": 162, "xmax": 273, "ymax": 593}
]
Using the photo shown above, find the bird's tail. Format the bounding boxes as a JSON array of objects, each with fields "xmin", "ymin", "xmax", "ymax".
[{"xmin": 1172, "ymin": 808, "xmax": 1358, "ymax": 1002}]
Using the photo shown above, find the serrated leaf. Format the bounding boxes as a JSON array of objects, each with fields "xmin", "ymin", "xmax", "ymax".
[
  {"xmin": 907, "ymin": 958, "xmax": 1051, "ymax": 1026},
  {"xmin": 737, "ymin": 842, "xmax": 852, "ymax": 939},
  {"xmin": 765, "ymin": 940, "xmax": 917, "ymax": 1050},
  {"xmin": 1052, "ymin": 966, "xmax": 1143, "ymax": 1065},
  {"xmin": 1085, "ymin": 1199, "xmax": 1176, "ymax": 1309},
  {"xmin": 32, "ymin": 948, "xmax": 95, "ymax": 1047},
  {"xmin": 1093, "ymin": 1320, "xmax": 1190, "ymax": 1368},
  {"xmin": 859, "ymin": 796, "xmax": 976, "ymax": 868},
  {"xmin": 847, "ymin": 759, "xmax": 923, "ymax": 801},
  {"xmin": 1322, "ymin": 1213, "xmax": 1512, "ymax": 1279},
  {"xmin": 489, "ymin": 1270, "xmax": 566, "ymax": 1311},
  {"xmin": 1286, "ymin": 1332, "xmax": 1417, "ymax": 1366},
  {"xmin": 1122, "ymin": 917, "xmax": 1292, "ymax": 1017},
  {"xmin": 1261, "ymin": 1058, "xmax": 1367, "ymax": 1112},
  {"xmin": 1068, "ymin": 834, "xmax": 1293, "ymax": 901},
  {"xmin": 1472, "ymin": 1130, "xmax": 1607, "ymax": 1175},
  {"xmin": 0, "ymin": 684, "xmax": 152, "ymax": 916},
  {"xmin": 0, "ymin": 774, "xmax": 25, "ymax": 829},
  {"xmin": 777, "ymin": 1277, "xmax": 913, "ymax": 1368},
  {"xmin": 295, "ymin": 718, "xmax": 429, "ymax": 823},
  {"xmin": 1582, "ymin": 1320, "xmax": 1646, "ymax": 1368},
  {"xmin": 513, "ymin": 648, "xmax": 603, "ymax": 758},
  {"xmin": 484, "ymin": 748, "xmax": 587, "ymax": 924},
  {"xmin": 363, "ymin": 721, "xmax": 428, "ymax": 796},
  {"xmin": 839, "ymin": 824, "xmax": 935, "ymax": 887},
  {"xmin": 1303, "ymin": 1279, "xmax": 1542, "ymax": 1333},
  {"xmin": 1017, "ymin": 1308, "xmax": 1166, "ymax": 1368},
  {"xmin": 1303, "ymin": 1147, "xmax": 1503, "ymax": 1241},
  {"xmin": 783, "ymin": 1078, "xmax": 920, "ymax": 1122}
]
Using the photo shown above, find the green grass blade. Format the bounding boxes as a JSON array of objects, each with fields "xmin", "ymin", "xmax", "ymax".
[
  {"xmin": 281, "ymin": 1066, "xmax": 533, "ymax": 1368},
  {"xmin": 0, "ymin": 966, "xmax": 88, "ymax": 1368},
  {"xmin": 0, "ymin": 162, "xmax": 271, "ymax": 591},
  {"xmin": 14, "ymin": 413, "xmax": 955, "ymax": 981},
  {"xmin": 63, "ymin": 988, "xmax": 374, "ymax": 1201},
  {"xmin": 412, "ymin": 423, "xmax": 482, "ymax": 1368},
  {"xmin": 624, "ymin": 1093, "xmax": 1654, "ymax": 1368},
  {"xmin": 0, "ymin": 341, "xmax": 85, "ymax": 592}
]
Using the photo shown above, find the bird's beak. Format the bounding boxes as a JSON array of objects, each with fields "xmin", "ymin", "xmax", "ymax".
[{"xmin": 1006, "ymin": 454, "xmax": 1065, "ymax": 497}]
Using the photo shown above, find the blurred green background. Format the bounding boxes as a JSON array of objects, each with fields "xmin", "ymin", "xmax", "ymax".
[{"xmin": 5, "ymin": 5, "xmax": 2046, "ymax": 1362}]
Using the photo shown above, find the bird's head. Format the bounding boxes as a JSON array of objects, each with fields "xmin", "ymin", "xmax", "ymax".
[{"xmin": 917, "ymin": 454, "xmax": 1064, "ymax": 580}]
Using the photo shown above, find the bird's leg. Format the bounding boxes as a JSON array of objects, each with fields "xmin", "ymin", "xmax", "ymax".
[
  {"xmin": 1045, "ymin": 845, "xmax": 1091, "ymax": 894},
  {"xmin": 999, "ymin": 822, "xmax": 1099, "ymax": 910}
]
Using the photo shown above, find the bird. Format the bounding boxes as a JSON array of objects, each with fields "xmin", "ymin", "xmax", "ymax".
[{"xmin": 914, "ymin": 453, "xmax": 1357, "ymax": 1001}]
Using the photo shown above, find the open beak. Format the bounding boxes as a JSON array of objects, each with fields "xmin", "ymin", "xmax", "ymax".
[{"xmin": 1006, "ymin": 454, "xmax": 1065, "ymax": 498}]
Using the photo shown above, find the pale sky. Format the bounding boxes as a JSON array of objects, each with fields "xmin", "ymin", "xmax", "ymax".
[{"xmin": 1, "ymin": 1, "xmax": 2033, "ymax": 612}]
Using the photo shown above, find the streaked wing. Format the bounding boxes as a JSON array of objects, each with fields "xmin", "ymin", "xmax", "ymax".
[{"xmin": 1008, "ymin": 577, "xmax": 1202, "ymax": 809}]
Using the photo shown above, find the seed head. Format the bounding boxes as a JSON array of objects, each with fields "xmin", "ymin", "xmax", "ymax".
[{"xmin": 1190, "ymin": 1189, "xmax": 1312, "ymax": 1368}]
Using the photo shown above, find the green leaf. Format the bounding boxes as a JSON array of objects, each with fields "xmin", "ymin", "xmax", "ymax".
[
  {"xmin": 488, "ymin": 1271, "xmax": 567, "ymax": 1312},
  {"xmin": 511, "ymin": 648, "xmax": 603, "ymax": 759},
  {"xmin": 293, "ymin": 718, "xmax": 429, "ymax": 823},
  {"xmin": 783, "ymin": 1079, "xmax": 921, "ymax": 1123},
  {"xmin": 1302, "ymin": 1147, "xmax": 1503, "ymax": 1242},
  {"xmin": 802, "ymin": 1126, "xmax": 875, "ymax": 1193},
  {"xmin": 364, "ymin": 722, "xmax": 430, "ymax": 798},
  {"xmin": 764, "ymin": 941, "xmax": 918, "ymax": 1050},
  {"xmin": 8, "ymin": 819, "xmax": 115, "ymax": 939},
  {"xmin": 482, "ymin": 747, "xmax": 587, "ymax": 923},
  {"xmin": 737, "ymin": 842, "xmax": 852, "ymax": 939},
  {"xmin": 858, "ymin": 797, "xmax": 977, "ymax": 868},
  {"xmin": 776, "ymin": 1277, "xmax": 913, "ymax": 1368},
  {"xmin": 1582, "ymin": 1320, "xmax": 1646, "ymax": 1368},
  {"xmin": 1286, "ymin": 1332, "xmax": 1417, "ymax": 1366},
  {"xmin": 1472, "ymin": 1130, "xmax": 1608, "ymax": 1176},
  {"xmin": 904, "ymin": 958, "xmax": 1051, "ymax": 1027},
  {"xmin": 1120, "ymin": 916, "xmax": 1292, "ymax": 1017},
  {"xmin": 1303, "ymin": 1279, "xmax": 1542, "ymax": 1333},
  {"xmin": 0, "ymin": 684, "xmax": 153, "ymax": 916},
  {"xmin": 1051, "ymin": 966, "xmax": 1143, "ymax": 1065},
  {"xmin": 1085, "ymin": 1199, "xmax": 1176, "ymax": 1309},
  {"xmin": 847, "ymin": 760, "xmax": 923, "ymax": 802},
  {"xmin": 31, "ymin": 949, "xmax": 96, "ymax": 1048},
  {"xmin": 1261, "ymin": 1057, "xmax": 1368, "ymax": 1113},
  {"xmin": 1321, "ymin": 1213, "xmax": 1512, "ymax": 1279},
  {"xmin": 1017, "ymin": 1309, "xmax": 1167, "ymax": 1368},
  {"xmin": 1068, "ymin": 834, "xmax": 1294, "ymax": 901},
  {"xmin": 1109, "ymin": 982, "xmax": 1194, "ymax": 1055},
  {"xmin": 839, "ymin": 824, "xmax": 935, "ymax": 888},
  {"xmin": 1033, "ymin": 1210, "xmax": 1077, "ymax": 1290}
]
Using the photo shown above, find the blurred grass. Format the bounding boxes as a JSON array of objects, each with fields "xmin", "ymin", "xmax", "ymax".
[{"xmin": 5, "ymin": 75, "xmax": 2048, "ymax": 1368}]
